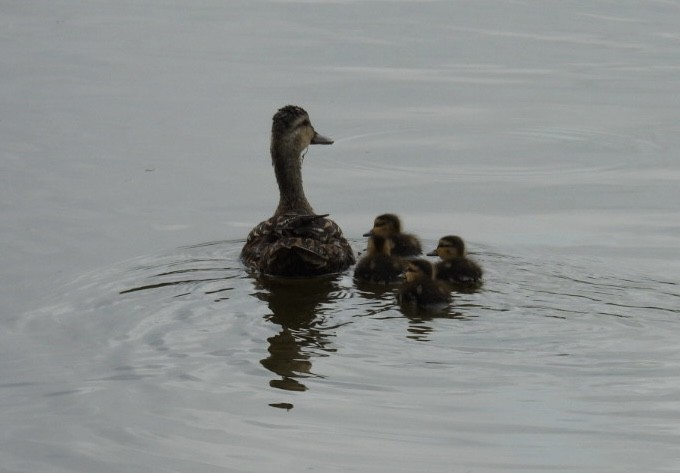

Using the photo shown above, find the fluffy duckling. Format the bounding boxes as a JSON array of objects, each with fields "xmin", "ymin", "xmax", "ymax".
[
  {"xmin": 354, "ymin": 235, "xmax": 403, "ymax": 284},
  {"xmin": 363, "ymin": 213, "xmax": 422, "ymax": 257},
  {"xmin": 397, "ymin": 259, "xmax": 450, "ymax": 306},
  {"xmin": 241, "ymin": 105, "xmax": 355, "ymax": 277},
  {"xmin": 427, "ymin": 235, "xmax": 483, "ymax": 285}
]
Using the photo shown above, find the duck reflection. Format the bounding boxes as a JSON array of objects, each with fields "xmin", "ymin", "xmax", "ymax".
[
  {"xmin": 252, "ymin": 275, "xmax": 339, "ymax": 392},
  {"xmin": 398, "ymin": 288, "xmax": 467, "ymax": 342},
  {"xmin": 401, "ymin": 307, "xmax": 462, "ymax": 342}
]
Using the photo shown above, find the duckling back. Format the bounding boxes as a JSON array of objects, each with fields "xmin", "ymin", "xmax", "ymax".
[
  {"xmin": 434, "ymin": 258, "xmax": 483, "ymax": 285},
  {"xmin": 390, "ymin": 233, "xmax": 422, "ymax": 257}
]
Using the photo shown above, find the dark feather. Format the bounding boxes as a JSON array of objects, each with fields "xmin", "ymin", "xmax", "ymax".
[
  {"xmin": 398, "ymin": 280, "xmax": 449, "ymax": 306},
  {"xmin": 435, "ymin": 257, "xmax": 483, "ymax": 285},
  {"xmin": 242, "ymin": 212, "xmax": 355, "ymax": 277},
  {"xmin": 354, "ymin": 254, "xmax": 403, "ymax": 284}
]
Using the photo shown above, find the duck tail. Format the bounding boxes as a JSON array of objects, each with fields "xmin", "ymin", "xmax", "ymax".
[{"xmin": 264, "ymin": 242, "xmax": 329, "ymax": 277}]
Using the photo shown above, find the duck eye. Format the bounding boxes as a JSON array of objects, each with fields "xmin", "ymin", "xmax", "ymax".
[{"xmin": 299, "ymin": 119, "xmax": 311, "ymax": 127}]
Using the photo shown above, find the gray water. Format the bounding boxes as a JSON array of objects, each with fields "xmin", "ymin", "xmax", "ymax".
[{"xmin": 2, "ymin": 1, "xmax": 680, "ymax": 472}]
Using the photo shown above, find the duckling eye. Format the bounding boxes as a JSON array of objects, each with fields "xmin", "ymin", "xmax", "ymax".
[{"xmin": 299, "ymin": 119, "xmax": 311, "ymax": 127}]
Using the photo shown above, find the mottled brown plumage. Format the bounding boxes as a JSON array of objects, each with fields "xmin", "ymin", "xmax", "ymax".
[{"xmin": 241, "ymin": 106, "xmax": 354, "ymax": 277}]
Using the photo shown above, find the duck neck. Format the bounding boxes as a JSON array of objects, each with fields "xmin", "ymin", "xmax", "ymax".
[{"xmin": 272, "ymin": 147, "xmax": 314, "ymax": 215}]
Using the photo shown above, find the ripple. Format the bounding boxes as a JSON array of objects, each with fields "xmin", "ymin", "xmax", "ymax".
[
  {"xmin": 325, "ymin": 125, "xmax": 664, "ymax": 188},
  {"xmin": 10, "ymin": 239, "xmax": 680, "ymax": 473}
]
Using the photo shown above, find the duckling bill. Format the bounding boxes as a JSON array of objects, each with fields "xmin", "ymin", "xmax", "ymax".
[{"xmin": 241, "ymin": 105, "xmax": 355, "ymax": 277}]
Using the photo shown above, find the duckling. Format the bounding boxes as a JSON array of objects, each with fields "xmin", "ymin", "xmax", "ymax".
[
  {"xmin": 397, "ymin": 259, "xmax": 450, "ymax": 306},
  {"xmin": 354, "ymin": 235, "xmax": 403, "ymax": 284},
  {"xmin": 241, "ymin": 105, "xmax": 355, "ymax": 277},
  {"xmin": 363, "ymin": 213, "xmax": 422, "ymax": 257},
  {"xmin": 427, "ymin": 235, "xmax": 483, "ymax": 285}
]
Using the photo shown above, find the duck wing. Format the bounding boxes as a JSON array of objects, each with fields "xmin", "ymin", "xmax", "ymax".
[
  {"xmin": 279, "ymin": 213, "xmax": 329, "ymax": 237},
  {"xmin": 241, "ymin": 213, "xmax": 355, "ymax": 277},
  {"xmin": 391, "ymin": 233, "xmax": 422, "ymax": 257},
  {"xmin": 437, "ymin": 257, "xmax": 483, "ymax": 284}
]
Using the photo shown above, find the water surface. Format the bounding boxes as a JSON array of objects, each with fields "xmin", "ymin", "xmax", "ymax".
[
  {"xmin": 2, "ymin": 1, "xmax": 680, "ymax": 472},
  {"xmin": 4, "ymin": 239, "xmax": 679, "ymax": 472}
]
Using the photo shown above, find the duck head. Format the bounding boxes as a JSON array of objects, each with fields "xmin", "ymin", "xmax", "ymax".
[
  {"xmin": 271, "ymin": 105, "xmax": 333, "ymax": 164},
  {"xmin": 363, "ymin": 213, "xmax": 402, "ymax": 238},
  {"xmin": 270, "ymin": 105, "xmax": 333, "ymax": 214},
  {"xmin": 427, "ymin": 235, "xmax": 466, "ymax": 260},
  {"xmin": 404, "ymin": 259, "xmax": 434, "ymax": 283}
]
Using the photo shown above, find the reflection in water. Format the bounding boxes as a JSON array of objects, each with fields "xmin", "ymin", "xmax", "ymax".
[
  {"xmin": 116, "ymin": 241, "xmax": 484, "ymax": 392},
  {"xmin": 355, "ymin": 278, "xmax": 476, "ymax": 341},
  {"xmin": 117, "ymin": 243, "xmax": 343, "ymax": 393},
  {"xmin": 400, "ymin": 301, "xmax": 467, "ymax": 342},
  {"xmin": 21, "ymin": 238, "xmax": 680, "ymax": 473},
  {"xmin": 252, "ymin": 276, "xmax": 339, "ymax": 392},
  {"xmin": 405, "ymin": 317, "xmax": 434, "ymax": 342},
  {"xmin": 353, "ymin": 280, "xmax": 398, "ymax": 301},
  {"xmin": 262, "ymin": 330, "xmax": 311, "ymax": 392}
]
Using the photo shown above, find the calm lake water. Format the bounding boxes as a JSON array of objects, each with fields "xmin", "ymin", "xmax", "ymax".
[{"xmin": 2, "ymin": 1, "xmax": 680, "ymax": 472}]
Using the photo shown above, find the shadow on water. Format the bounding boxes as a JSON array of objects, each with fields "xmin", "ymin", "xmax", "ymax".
[
  {"xmin": 115, "ymin": 239, "xmax": 484, "ymax": 395},
  {"xmin": 399, "ymin": 301, "xmax": 468, "ymax": 342},
  {"xmin": 251, "ymin": 275, "xmax": 342, "ymax": 392},
  {"xmin": 35, "ymin": 233, "xmax": 677, "ymax": 439},
  {"xmin": 251, "ymin": 274, "xmax": 480, "ymax": 389},
  {"xmin": 109, "ymin": 239, "xmax": 680, "ymax": 403},
  {"xmin": 354, "ymin": 277, "xmax": 478, "ymax": 343},
  {"xmin": 118, "ymin": 241, "xmax": 485, "ymax": 331},
  {"xmin": 117, "ymin": 241, "xmax": 352, "ymax": 394}
]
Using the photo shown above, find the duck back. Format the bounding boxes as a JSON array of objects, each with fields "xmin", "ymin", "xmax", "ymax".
[{"xmin": 241, "ymin": 212, "xmax": 355, "ymax": 277}]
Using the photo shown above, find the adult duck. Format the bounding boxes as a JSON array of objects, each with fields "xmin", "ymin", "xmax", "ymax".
[
  {"xmin": 241, "ymin": 105, "xmax": 355, "ymax": 277},
  {"xmin": 363, "ymin": 213, "xmax": 422, "ymax": 257},
  {"xmin": 427, "ymin": 235, "xmax": 483, "ymax": 285}
]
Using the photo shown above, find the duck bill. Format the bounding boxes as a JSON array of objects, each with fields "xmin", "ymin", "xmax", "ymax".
[
  {"xmin": 311, "ymin": 132, "xmax": 334, "ymax": 145},
  {"xmin": 426, "ymin": 250, "xmax": 438, "ymax": 256},
  {"xmin": 362, "ymin": 230, "xmax": 374, "ymax": 237}
]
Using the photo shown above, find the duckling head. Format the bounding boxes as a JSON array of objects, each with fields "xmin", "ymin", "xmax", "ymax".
[
  {"xmin": 404, "ymin": 259, "xmax": 434, "ymax": 283},
  {"xmin": 363, "ymin": 213, "xmax": 402, "ymax": 238},
  {"xmin": 427, "ymin": 235, "xmax": 466, "ymax": 260},
  {"xmin": 367, "ymin": 234, "xmax": 394, "ymax": 256},
  {"xmin": 271, "ymin": 105, "xmax": 333, "ymax": 164}
]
